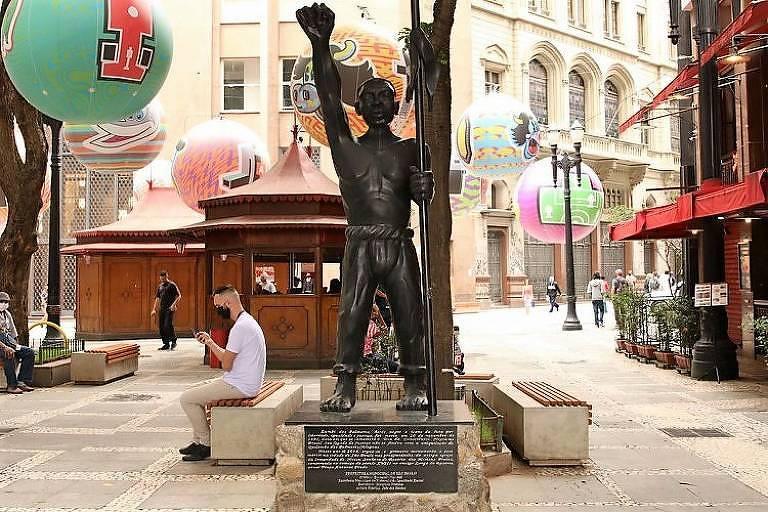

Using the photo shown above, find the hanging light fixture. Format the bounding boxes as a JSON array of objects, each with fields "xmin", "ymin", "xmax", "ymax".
[{"xmin": 174, "ymin": 241, "xmax": 186, "ymax": 255}]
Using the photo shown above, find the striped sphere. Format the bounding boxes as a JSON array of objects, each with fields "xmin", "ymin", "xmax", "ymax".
[
  {"xmin": 171, "ymin": 119, "xmax": 269, "ymax": 212},
  {"xmin": 64, "ymin": 101, "xmax": 166, "ymax": 172},
  {"xmin": 450, "ymin": 173, "xmax": 482, "ymax": 216},
  {"xmin": 291, "ymin": 24, "xmax": 415, "ymax": 146},
  {"xmin": 1, "ymin": 0, "xmax": 172, "ymax": 124}
]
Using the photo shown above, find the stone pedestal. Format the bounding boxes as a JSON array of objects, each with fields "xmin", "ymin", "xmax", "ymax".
[{"xmin": 274, "ymin": 401, "xmax": 491, "ymax": 512}]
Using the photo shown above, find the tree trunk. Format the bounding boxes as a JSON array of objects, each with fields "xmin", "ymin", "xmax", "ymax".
[
  {"xmin": 426, "ymin": 0, "xmax": 457, "ymax": 399},
  {"xmin": 0, "ymin": 0, "xmax": 50, "ymax": 344}
]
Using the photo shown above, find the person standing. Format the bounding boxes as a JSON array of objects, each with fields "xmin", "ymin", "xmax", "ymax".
[
  {"xmin": 0, "ymin": 291, "xmax": 35, "ymax": 393},
  {"xmin": 611, "ymin": 269, "xmax": 627, "ymax": 294},
  {"xmin": 587, "ymin": 273, "xmax": 606, "ymax": 328},
  {"xmin": 626, "ymin": 271, "xmax": 637, "ymax": 289},
  {"xmin": 302, "ymin": 273, "xmax": 314, "ymax": 294},
  {"xmin": 151, "ymin": 271, "xmax": 181, "ymax": 351},
  {"xmin": 178, "ymin": 285, "xmax": 266, "ymax": 462},
  {"xmin": 546, "ymin": 276, "xmax": 561, "ymax": 312}
]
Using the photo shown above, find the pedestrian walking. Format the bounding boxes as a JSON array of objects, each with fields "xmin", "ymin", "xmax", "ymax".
[
  {"xmin": 626, "ymin": 271, "xmax": 637, "ymax": 289},
  {"xmin": 546, "ymin": 276, "xmax": 561, "ymax": 312},
  {"xmin": 0, "ymin": 291, "xmax": 35, "ymax": 393},
  {"xmin": 611, "ymin": 269, "xmax": 627, "ymax": 294},
  {"xmin": 587, "ymin": 273, "xmax": 606, "ymax": 327},
  {"xmin": 151, "ymin": 271, "xmax": 181, "ymax": 350}
]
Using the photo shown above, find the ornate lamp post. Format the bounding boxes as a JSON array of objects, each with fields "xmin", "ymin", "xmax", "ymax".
[{"xmin": 545, "ymin": 121, "xmax": 585, "ymax": 331}]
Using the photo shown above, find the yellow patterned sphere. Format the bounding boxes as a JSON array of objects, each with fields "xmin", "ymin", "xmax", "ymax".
[{"xmin": 291, "ymin": 24, "xmax": 415, "ymax": 146}]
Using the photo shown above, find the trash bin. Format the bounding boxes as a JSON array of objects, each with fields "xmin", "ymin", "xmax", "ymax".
[{"xmin": 209, "ymin": 328, "xmax": 229, "ymax": 369}]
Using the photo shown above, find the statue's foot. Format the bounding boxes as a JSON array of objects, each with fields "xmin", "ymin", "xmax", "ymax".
[
  {"xmin": 319, "ymin": 373, "xmax": 356, "ymax": 413},
  {"xmin": 396, "ymin": 373, "xmax": 428, "ymax": 411},
  {"xmin": 396, "ymin": 391, "xmax": 428, "ymax": 411}
]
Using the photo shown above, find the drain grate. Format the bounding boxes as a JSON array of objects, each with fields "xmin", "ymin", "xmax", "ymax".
[
  {"xmin": 659, "ymin": 427, "xmax": 732, "ymax": 438},
  {"xmin": 101, "ymin": 393, "xmax": 160, "ymax": 402}
]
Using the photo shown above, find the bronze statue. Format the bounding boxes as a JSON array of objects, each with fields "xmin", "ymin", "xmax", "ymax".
[{"xmin": 297, "ymin": 3, "xmax": 434, "ymax": 412}]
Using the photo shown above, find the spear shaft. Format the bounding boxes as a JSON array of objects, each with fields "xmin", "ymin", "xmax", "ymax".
[{"xmin": 410, "ymin": 0, "xmax": 438, "ymax": 417}]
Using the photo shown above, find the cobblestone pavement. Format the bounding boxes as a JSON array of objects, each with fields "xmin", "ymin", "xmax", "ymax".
[
  {"xmin": 456, "ymin": 302, "xmax": 768, "ymax": 512},
  {"xmin": 1, "ymin": 307, "xmax": 767, "ymax": 511}
]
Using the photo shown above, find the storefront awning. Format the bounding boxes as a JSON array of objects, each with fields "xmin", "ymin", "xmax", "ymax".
[
  {"xmin": 611, "ymin": 170, "xmax": 768, "ymax": 240},
  {"xmin": 618, "ymin": 64, "xmax": 700, "ymax": 134},
  {"xmin": 62, "ymin": 243, "xmax": 205, "ymax": 255},
  {"xmin": 701, "ymin": 1, "xmax": 768, "ymax": 65}
]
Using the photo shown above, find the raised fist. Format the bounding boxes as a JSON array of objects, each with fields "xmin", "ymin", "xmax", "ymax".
[
  {"xmin": 409, "ymin": 167, "xmax": 434, "ymax": 204},
  {"xmin": 296, "ymin": 3, "xmax": 335, "ymax": 44}
]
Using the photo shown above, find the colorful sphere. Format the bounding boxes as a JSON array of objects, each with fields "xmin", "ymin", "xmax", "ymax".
[
  {"xmin": 455, "ymin": 94, "xmax": 541, "ymax": 176},
  {"xmin": 1, "ymin": 0, "xmax": 173, "ymax": 124},
  {"xmin": 171, "ymin": 119, "xmax": 269, "ymax": 211},
  {"xmin": 290, "ymin": 24, "xmax": 414, "ymax": 146},
  {"xmin": 64, "ymin": 100, "xmax": 166, "ymax": 171},
  {"xmin": 133, "ymin": 159, "xmax": 173, "ymax": 204},
  {"xmin": 516, "ymin": 157, "xmax": 604, "ymax": 244},
  {"xmin": 450, "ymin": 172, "xmax": 482, "ymax": 217}
]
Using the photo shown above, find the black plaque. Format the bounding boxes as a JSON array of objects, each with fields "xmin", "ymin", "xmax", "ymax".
[{"xmin": 304, "ymin": 424, "xmax": 458, "ymax": 493}]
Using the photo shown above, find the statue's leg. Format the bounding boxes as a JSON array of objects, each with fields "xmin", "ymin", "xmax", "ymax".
[
  {"xmin": 321, "ymin": 238, "xmax": 376, "ymax": 413},
  {"xmin": 381, "ymin": 239, "xmax": 427, "ymax": 411}
]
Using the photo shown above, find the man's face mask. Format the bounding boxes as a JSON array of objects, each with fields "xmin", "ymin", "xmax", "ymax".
[
  {"xmin": 0, "ymin": 302, "xmax": 8, "ymax": 312},
  {"xmin": 215, "ymin": 305, "xmax": 231, "ymax": 320}
]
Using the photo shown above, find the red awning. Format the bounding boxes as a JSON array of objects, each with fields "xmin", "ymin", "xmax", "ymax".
[
  {"xmin": 618, "ymin": 64, "xmax": 699, "ymax": 134},
  {"xmin": 701, "ymin": 1, "xmax": 768, "ymax": 65},
  {"xmin": 611, "ymin": 170, "xmax": 768, "ymax": 241}
]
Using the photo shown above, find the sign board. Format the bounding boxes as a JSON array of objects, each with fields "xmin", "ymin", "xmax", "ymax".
[
  {"xmin": 711, "ymin": 283, "xmax": 729, "ymax": 306},
  {"xmin": 304, "ymin": 425, "xmax": 458, "ymax": 494},
  {"xmin": 694, "ymin": 283, "xmax": 729, "ymax": 307}
]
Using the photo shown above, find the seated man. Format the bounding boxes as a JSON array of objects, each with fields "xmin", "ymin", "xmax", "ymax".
[
  {"xmin": 178, "ymin": 285, "xmax": 266, "ymax": 461},
  {"xmin": 0, "ymin": 291, "xmax": 35, "ymax": 394}
]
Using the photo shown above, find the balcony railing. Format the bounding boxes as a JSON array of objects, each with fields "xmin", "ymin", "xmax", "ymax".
[
  {"xmin": 547, "ymin": 131, "xmax": 679, "ymax": 169},
  {"xmin": 721, "ymin": 156, "xmax": 739, "ymax": 186}
]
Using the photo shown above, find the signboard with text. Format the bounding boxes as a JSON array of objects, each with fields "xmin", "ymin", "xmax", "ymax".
[{"xmin": 694, "ymin": 283, "xmax": 728, "ymax": 307}]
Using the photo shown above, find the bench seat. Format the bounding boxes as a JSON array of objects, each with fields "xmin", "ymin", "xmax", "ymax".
[
  {"xmin": 491, "ymin": 382, "xmax": 590, "ymax": 466},
  {"xmin": 71, "ymin": 343, "xmax": 140, "ymax": 385},
  {"xmin": 209, "ymin": 382, "xmax": 303, "ymax": 466}
]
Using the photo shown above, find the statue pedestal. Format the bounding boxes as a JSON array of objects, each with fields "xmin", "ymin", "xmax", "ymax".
[{"xmin": 274, "ymin": 401, "xmax": 491, "ymax": 512}]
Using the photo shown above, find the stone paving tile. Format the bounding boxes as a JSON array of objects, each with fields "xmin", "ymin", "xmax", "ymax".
[
  {"xmin": 36, "ymin": 413, "xmax": 139, "ymax": 429},
  {"xmin": 610, "ymin": 474, "xmax": 768, "ymax": 504},
  {"xmin": 590, "ymin": 429, "xmax": 679, "ymax": 448},
  {"xmin": 70, "ymin": 401, "xmax": 165, "ymax": 415},
  {"xmin": 608, "ymin": 393, "xmax": 695, "ymax": 405},
  {"xmin": 33, "ymin": 450, "xmax": 163, "ymax": 473},
  {"xmin": 138, "ymin": 480, "xmax": 276, "ymax": 509},
  {"xmin": 589, "ymin": 447, "xmax": 717, "ymax": 471},
  {"xmin": 0, "ymin": 451, "xmax": 31, "ymax": 470},
  {"xmin": 490, "ymin": 474, "xmax": 618, "ymax": 504},
  {"xmin": 0, "ymin": 433, "xmax": 102, "ymax": 450},
  {"xmin": 0, "ymin": 478, "xmax": 135, "ymax": 507},
  {"xmin": 687, "ymin": 391, "xmax": 766, "ymax": 401},
  {"xmin": 0, "ymin": 399, "xmax": 71, "ymax": 411},
  {"xmin": 138, "ymin": 415, "xmax": 192, "ymax": 429},
  {"xmin": 743, "ymin": 411, "xmax": 768, "ymax": 423}
]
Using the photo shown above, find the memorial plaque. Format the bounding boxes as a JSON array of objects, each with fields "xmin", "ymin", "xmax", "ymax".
[{"xmin": 304, "ymin": 424, "xmax": 458, "ymax": 494}]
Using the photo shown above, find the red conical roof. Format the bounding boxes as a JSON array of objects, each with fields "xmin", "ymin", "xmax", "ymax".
[
  {"xmin": 75, "ymin": 186, "xmax": 204, "ymax": 239},
  {"xmin": 199, "ymin": 142, "xmax": 341, "ymax": 207}
]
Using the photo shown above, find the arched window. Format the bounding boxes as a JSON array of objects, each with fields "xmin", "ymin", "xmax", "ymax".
[
  {"xmin": 529, "ymin": 59, "xmax": 548, "ymax": 124},
  {"xmin": 569, "ymin": 70, "xmax": 586, "ymax": 128},
  {"xmin": 605, "ymin": 80, "xmax": 620, "ymax": 138}
]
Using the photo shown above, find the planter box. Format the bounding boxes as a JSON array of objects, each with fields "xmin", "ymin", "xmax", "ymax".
[
  {"xmin": 32, "ymin": 358, "xmax": 71, "ymax": 387},
  {"xmin": 674, "ymin": 354, "xmax": 692, "ymax": 375},
  {"xmin": 615, "ymin": 339, "xmax": 627, "ymax": 352},
  {"xmin": 637, "ymin": 345, "xmax": 656, "ymax": 363},
  {"xmin": 655, "ymin": 351, "xmax": 676, "ymax": 369}
]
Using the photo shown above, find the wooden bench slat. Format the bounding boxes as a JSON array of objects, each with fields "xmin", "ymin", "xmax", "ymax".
[
  {"xmin": 513, "ymin": 381, "xmax": 591, "ymax": 411},
  {"xmin": 535, "ymin": 382, "xmax": 581, "ymax": 406}
]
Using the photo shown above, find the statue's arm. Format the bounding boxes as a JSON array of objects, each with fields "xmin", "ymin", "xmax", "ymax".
[{"xmin": 311, "ymin": 42, "xmax": 353, "ymax": 146}]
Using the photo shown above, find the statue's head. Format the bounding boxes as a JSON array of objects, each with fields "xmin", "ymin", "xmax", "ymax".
[{"xmin": 355, "ymin": 78, "xmax": 398, "ymax": 128}]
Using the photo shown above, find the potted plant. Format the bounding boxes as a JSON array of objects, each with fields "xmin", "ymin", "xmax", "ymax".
[
  {"xmin": 671, "ymin": 296, "xmax": 698, "ymax": 374},
  {"xmin": 612, "ymin": 289, "xmax": 631, "ymax": 352},
  {"xmin": 622, "ymin": 289, "xmax": 644, "ymax": 357},
  {"xmin": 652, "ymin": 300, "xmax": 676, "ymax": 368}
]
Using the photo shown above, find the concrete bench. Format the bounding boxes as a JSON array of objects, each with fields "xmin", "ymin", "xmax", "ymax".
[
  {"xmin": 491, "ymin": 382, "xmax": 590, "ymax": 466},
  {"xmin": 71, "ymin": 343, "xmax": 140, "ymax": 385},
  {"xmin": 208, "ymin": 381, "xmax": 303, "ymax": 466}
]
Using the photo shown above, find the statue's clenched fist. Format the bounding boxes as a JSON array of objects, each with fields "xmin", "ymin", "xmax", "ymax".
[{"xmin": 296, "ymin": 3, "xmax": 335, "ymax": 44}]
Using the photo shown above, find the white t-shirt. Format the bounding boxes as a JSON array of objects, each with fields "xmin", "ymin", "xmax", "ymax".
[{"xmin": 223, "ymin": 312, "xmax": 266, "ymax": 397}]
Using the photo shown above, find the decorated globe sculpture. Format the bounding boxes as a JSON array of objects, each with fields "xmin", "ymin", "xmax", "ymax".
[
  {"xmin": 450, "ymin": 172, "xmax": 482, "ymax": 217},
  {"xmin": 455, "ymin": 94, "xmax": 541, "ymax": 176},
  {"xmin": 171, "ymin": 119, "xmax": 269, "ymax": 211},
  {"xmin": 133, "ymin": 159, "xmax": 173, "ymax": 204},
  {"xmin": 516, "ymin": 157, "xmax": 604, "ymax": 244},
  {"xmin": 64, "ymin": 100, "xmax": 166, "ymax": 172},
  {"xmin": 1, "ymin": 0, "xmax": 173, "ymax": 124},
  {"xmin": 290, "ymin": 24, "xmax": 414, "ymax": 146}
]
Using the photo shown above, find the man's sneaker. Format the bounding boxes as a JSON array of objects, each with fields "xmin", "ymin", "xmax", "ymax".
[
  {"xmin": 5, "ymin": 387, "xmax": 23, "ymax": 394},
  {"xmin": 182, "ymin": 444, "xmax": 211, "ymax": 462},
  {"xmin": 158, "ymin": 345, "xmax": 171, "ymax": 351},
  {"xmin": 17, "ymin": 383, "xmax": 34, "ymax": 392},
  {"xmin": 179, "ymin": 442, "xmax": 200, "ymax": 455},
  {"xmin": 171, "ymin": 341, "xmax": 177, "ymax": 350}
]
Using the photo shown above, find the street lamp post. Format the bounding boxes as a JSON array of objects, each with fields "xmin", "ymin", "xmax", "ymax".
[{"xmin": 546, "ymin": 121, "xmax": 585, "ymax": 332}]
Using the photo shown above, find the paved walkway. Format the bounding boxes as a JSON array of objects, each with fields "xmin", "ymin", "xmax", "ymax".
[
  {"xmin": 0, "ymin": 305, "xmax": 765, "ymax": 511},
  {"xmin": 457, "ymin": 302, "xmax": 768, "ymax": 512}
]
